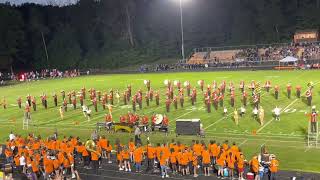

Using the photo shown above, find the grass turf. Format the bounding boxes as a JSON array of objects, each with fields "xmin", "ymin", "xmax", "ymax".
[{"xmin": 0, "ymin": 70, "xmax": 319, "ymax": 173}]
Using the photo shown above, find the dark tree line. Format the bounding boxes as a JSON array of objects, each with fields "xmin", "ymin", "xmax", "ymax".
[{"xmin": 0, "ymin": 0, "xmax": 319, "ymax": 70}]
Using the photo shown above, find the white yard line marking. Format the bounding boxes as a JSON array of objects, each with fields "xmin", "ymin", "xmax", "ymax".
[
  {"xmin": 169, "ymin": 111, "xmax": 193, "ymax": 122},
  {"xmin": 204, "ymin": 112, "xmax": 233, "ymax": 130},
  {"xmin": 238, "ymin": 139, "xmax": 248, "ymax": 146}
]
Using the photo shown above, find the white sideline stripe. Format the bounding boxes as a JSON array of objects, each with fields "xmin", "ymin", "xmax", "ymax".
[
  {"xmin": 257, "ymin": 98, "xmax": 298, "ymax": 133},
  {"xmin": 238, "ymin": 139, "xmax": 248, "ymax": 146},
  {"xmin": 204, "ymin": 112, "xmax": 233, "ymax": 130}
]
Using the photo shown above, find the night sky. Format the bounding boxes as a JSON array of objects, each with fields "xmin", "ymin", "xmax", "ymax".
[{"xmin": 0, "ymin": 0, "xmax": 78, "ymax": 6}]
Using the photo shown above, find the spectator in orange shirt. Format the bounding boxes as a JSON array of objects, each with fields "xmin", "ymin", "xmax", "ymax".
[
  {"xmin": 133, "ymin": 144, "xmax": 143, "ymax": 172},
  {"xmin": 269, "ymin": 155, "xmax": 279, "ymax": 180},
  {"xmin": 159, "ymin": 150, "xmax": 169, "ymax": 178},
  {"xmin": 169, "ymin": 148, "xmax": 177, "ymax": 174},
  {"xmin": 91, "ymin": 146, "xmax": 101, "ymax": 175},
  {"xmin": 249, "ymin": 155, "xmax": 259, "ymax": 179},
  {"xmin": 146, "ymin": 143, "xmax": 155, "ymax": 172},
  {"xmin": 216, "ymin": 150, "xmax": 226, "ymax": 178},
  {"xmin": 122, "ymin": 146, "xmax": 131, "ymax": 172},
  {"xmin": 237, "ymin": 153, "xmax": 246, "ymax": 180},
  {"xmin": 106, "ymin": 141, "xmax": 113, "ymax": 164},
  {"xmin": 202, "ymin": 146, "xmax": 211, "ymax": 176},
  {"xmin": 116, "ymin": 145, "xmax": 124, "ymax": 171},
  {"xmin": 191, "ymin": 151, "xmax": 199, "ymax": 178}
]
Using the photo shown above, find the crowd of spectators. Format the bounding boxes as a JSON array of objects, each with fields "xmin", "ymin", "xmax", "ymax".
[
  {"xmin": 0, "ymin": 69, "xmax": 80, "ymax": 84},
  {"xmin": 2, "ymin": 132, "xmax": 280, "ymax": 180}
]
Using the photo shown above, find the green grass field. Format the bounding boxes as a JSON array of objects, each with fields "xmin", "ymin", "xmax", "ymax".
[{"xmin": 0, "ymin": 70, "xmax": 320, "ymax": 173}]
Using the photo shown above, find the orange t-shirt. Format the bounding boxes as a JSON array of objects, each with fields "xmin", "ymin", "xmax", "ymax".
[
  {"xmin": 44, "ymin": 158, "xmax": 54, "ymax": 174},
  {"xmin": 270, "ymin": 159, "xmax": 279, "ymax": 172},
  {"xmin": 237, "ymin": 157, "xmax": 245, "ymax": 169},
  {"xmin": 216, "ymin": 155, "xmax": 225, "ymax": 166},
  {"xmin": 122, "ymin": 150, "xmax": 130, "ymax": 160},
  {"xmin": 91, "ymin": 151, "xmax": 100, "ymax": 161},
  {"xmin": 99, "ymin": 139, "xmax": 108, "ymax": 150},
  {"xmin": 133, "ymin": 148, "xmax": 143, "ymax": 163},
  {"xmin": 129, "ymin": 142, "xmax": 135, "ymax": 152},
  {"xmin": 169, "ymin": 152, "xmax": 177, "ymax": 163},
  {"xmin": 147, "ymin": 146, "xmax": 155, "ymax": 159},
  {"xmin": 250, "ymin": 158, "xmax": 259, "ymax": 173},
  {"xmin": 53, "ymin": 159, "xmax": 60, "ymax": 170},
  {"xmin": 202, "ymin": 150, "xmax": 211, "ymax": 164},
  {"xmin": 193, "ymin": 144, "xmax": 203, "ymax": 156},
  {"xmin": 31, "ymin": 160, "xmax": 39, "ymax": 172}
]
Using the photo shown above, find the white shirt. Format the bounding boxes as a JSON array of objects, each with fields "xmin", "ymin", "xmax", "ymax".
[
  {"xmin": 224, "ymin": 108, "xmax": 228, "ymax": 113},
  {"xmin": 253, "ymin": 108, "xmax": 258, "ymax": 115},
  {"xmin": 274, "ymin": 108, "xmax": 280, "ymax": 115},
  {"xmin": 19, "ymin": 156, "xmax": 26, "ymax": 166},
  {"xmin": 9, "ymin": 133, "xmax": 15, "ymax": 141},
  {"xmin": 241, "ymin": 107, "xmax": 246, "ymax": 113},
  {"xmin": 82, "ymin": 106, "xmax": 87, "ymax": 112},
  {"xmin": 87, "ymin": 109, "xmax": 92, "ymax": 114}
]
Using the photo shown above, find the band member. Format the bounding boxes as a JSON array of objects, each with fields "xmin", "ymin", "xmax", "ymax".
[
  {"xmin": 169, "ymin": 87, "xmax": 174, "ymax": 100},
  {"xmin": 24, "ymin": 104, "xmax": 31, "ymax": 121},
  {"xmin": 97, "ymin": 91, "xmax": 101, "ymax": 101},
  {"xmin": 274, "ymin": 85, "xmax": 279, "ymax": 100},
  {"xmin": 273, "ymin": 106, "xmax": 281, "ymax": 121},
  {"xmin": 162, "ymin": 114, "xmax": 169, "ymax": 133},
  {"xmin": 239, "ymin": 80, "xmax": 245, "ymax": 93},
  {"xmin": 92, "ymin": 97, "xmax": 98, "ymax": 112},
  {"xmin": 81, "ymin": 87, "xmax": 86, "ymax": 99},
  {"xmin": 102, "ymin": 96, "xmax": 106, "ymax": 110},
  {"xmin": 229, "ymin": 81, "xmax": 234, "ymax": 93},
  {"xmin": 242, "ymin": 90, "xmax": 247, "ymax": 106},
  {"xmin": 42, "ymin": 94, "xmax": 48, "ymax": 109},
  {"xmin": 207, "ymin": 85, "xmax": 211, "ymax": 96},
  {"xmin": 31, "ymin": 96, "xmax": 36, "ymax": 111},
  {"xmin": 306, "ymin": 106, "xmax": 318, "ymax": 133},
  {"xmin": 86, "ymin": 107, "xmax": 92, "ymax": 121},
  {"xmin": 146, "ymin": 80, "xmax": 151, "ymax": 92},
  {"xmin": 186, "ymin": 81, "xmax": 191, "ymax": 96},
  {"xmin": 173, "ymin": 96, "xmax": 178, "ymax": 110},
  {"xmin": 250, "ymin": 80, "xmax": 255, "ymax": 92},
  {"xmin": 165, "ymin": 98, "xmax": 171, "ymax": 113},
  {"xmin": 212, "ymin": 80, "xmax": 217, "ymax": 90},
  {"xmin": 149, "ymin": 89, "xmax": 154, "ymax": 101},
  {"xmin": 306, "ymin": 88, "xmax": 312, "ymax": 106},
  {"xmin": 107, "ymin": 104, "xmax": 113, "ymax": 115},
  {"xmin": 17, "ymin": 97, "xmax": 22, "ymax": 109},
  {"xmin": 199, "ymin": 80, "xmax": 204, "ymax": 92},
  {"xmin": 79, "ymin": 93, "xmax": 84, "ymax": 107},
  {"xmin": 132, "ymin": 95, "xmax": 136, "ymax": 112},
  {"xmin": 59, "ymin": 106, "xmax": 64, "ymax": 120},
  {"xmin": 109, "ymin": 91, "xmax": 114, "ymax": 105},
  {"xmin": 120, "ymin": 114, "xmax": 126, "ymax": 124},
  {"xmin": 177, "ymin": 80, "xmax": 181, "ymax": 90},
  {"xmin": 259, "ymin": 106, "xmax": 264, "ymax": 126},
  {"xmin": 26, "ymin": 94, "xmax": 31, "ymax": 106},
  {"xmin": 213, "ymin": 92, "xmax": 219, "ymax": 110},
  {"xmin": 141, "ymin": 115, "xmax": 149, "ymax": 132},
  {"xmin": 137, "ymin": 93, "xmax": 142, "ymax": 110},
  {"xmin": 264, "ymin": 80, "xmax": 271, "ymax": 92},
  {"xmin": 191, "ymin": 91, "xmax": 196, "ymax": 106},
  {"xmin": 296, "ymin": 85, "xmax": 301, "ymax": 98},
  {"xmin": 155, "ymin": 91, "xmax": 160, "ymax": 106},
  {"xmin": 115, "ymin": 90, "xmax": 120, "ymax": 104},
  {"xmin": 67, "ymin": 92, "xmax": 72, "ymax": 104},
  {"xmin": 179, "ymin": 94, "xmax": 184, "ymax": 108},
  {"xmin": 123, "ymin": 91, "xmax": 127, "ymax": 105},
  {"xmin": 221, "ymin": 80, "xmax": 226, "ymax": 94},
  {"xmin": 219, "ymin": 92, "xmax": 224, "ymax": 107},
  {"xmin": 127, "ymin": 84, "xmax": 132, "ymax": 98},
  {"xmin": 151, "ymin": 113, "xmax": 157, "ymax": 129},
  {"xmin": 234, "ymin": 109, "xmax": 239, "ymax": 125},
  {"xmin": 61, "ymin": 90, "xmax": 65, "ymax": 100},
  {"xmin": 63, "ymin": 98, "xmax": 68, "ymax": 112},
  {"xmin": 2, "ymin": 97, "xmax": 6, "ymax": 109},
  {"xmin": 72, "ymin": 96, "xmax": 77, "ymax": 110},
  {"xmin": 206, "ymin": 96, "xmax": 211, "ymax": 113},
  {"xmin": 53, "ymin": 93, "xmax": 58, "ymax": 107},
  {"xmin": 230, "ymin": 91, "xmax": 235, "ymax": 107},
  {"xmin": 145, "ymin": 93, "xmax": 150, "ymax": 107},
  {"xmin": 192, "ymin": 88, "xmax": 197, "ymax": 102},
  {"xmin": 287, "ymin": 83, "xmax": 292, "ymax": 99}
]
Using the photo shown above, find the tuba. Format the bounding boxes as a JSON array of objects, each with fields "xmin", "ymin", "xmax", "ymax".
[{"xmin": 85, "ymin": 140, "xmax": 101, "ymax": 157}]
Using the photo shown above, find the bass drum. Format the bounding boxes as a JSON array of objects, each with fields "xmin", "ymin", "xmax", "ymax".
[{"xmin": 155, "ymin": 114, "xmax": 163, "ymax": 125}]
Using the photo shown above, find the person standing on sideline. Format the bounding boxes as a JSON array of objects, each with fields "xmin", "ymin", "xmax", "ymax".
[
  {"xmin": 305, "ymin": 106, "xmax": 318, "ymax": 133},
  {"xmin": 269, "ymin": 155, "xmax": 279, "ymax": 180}
]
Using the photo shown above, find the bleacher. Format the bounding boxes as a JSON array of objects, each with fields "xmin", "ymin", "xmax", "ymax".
[{"xmin": 187, "ymin": 42, "xmax": 320, "ymax": 65}]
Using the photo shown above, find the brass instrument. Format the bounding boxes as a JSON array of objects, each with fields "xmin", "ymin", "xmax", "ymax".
[{"xmin": 85, "ymin": 140, "xmax": 101, "ymax": 157}]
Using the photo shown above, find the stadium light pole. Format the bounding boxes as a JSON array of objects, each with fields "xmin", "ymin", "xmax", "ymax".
[{"xmin": 179, "ymin": 0, "xmax": 185, "ymax": 63}]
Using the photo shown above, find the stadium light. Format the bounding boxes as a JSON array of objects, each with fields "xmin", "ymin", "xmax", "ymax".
[{"xmin": 173, "ymin": 0, "xmax": 186, "ymax": 63}]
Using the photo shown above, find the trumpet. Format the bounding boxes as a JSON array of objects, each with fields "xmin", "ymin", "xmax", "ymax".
[{"xmin": 85, "ymin": 140, "xmax": 101, "ymax": 157}]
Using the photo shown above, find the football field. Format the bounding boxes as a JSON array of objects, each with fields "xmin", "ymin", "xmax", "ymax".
[{"xmin": 0, "ymin": 70, "xmax": 320, "ymax": 173}]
